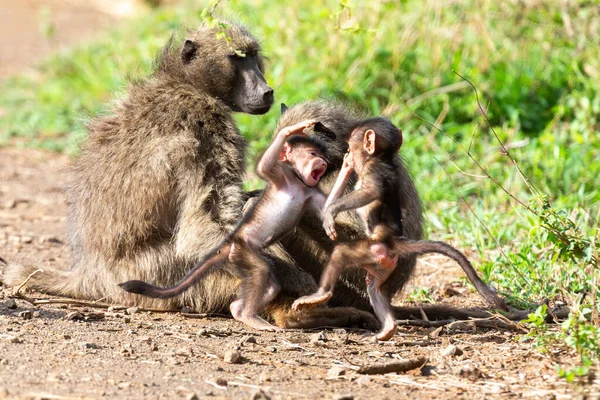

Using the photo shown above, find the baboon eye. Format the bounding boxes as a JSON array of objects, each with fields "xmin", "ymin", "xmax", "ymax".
[{"xmin": 247, "ymin": 50, "xmax": 258, "ymax": 57}]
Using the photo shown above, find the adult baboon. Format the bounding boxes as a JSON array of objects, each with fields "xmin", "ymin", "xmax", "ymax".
[{"xmin": 4, "ymin": 23, "xmax": 318, "ymax": 313}]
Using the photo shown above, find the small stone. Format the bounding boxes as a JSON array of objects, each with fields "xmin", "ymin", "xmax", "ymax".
[
  {"xmin": 18, "ymin": 310, "xmax": 32, "ymax": 320},
  {"xmin": 63, "ymin": 334, "xmax": 72, "ymax": 340},
  {"xmin": 223, "ymin": 349, "xmax": 242, "ymax": 364},
  {"xmin": 5, "ymin": 336, "xmax": 22, "ymax": 344},
  {"xmin": 326, "ymin": 366, "xmax": 346, "ymax": 379},
  {"xmin": 32, "ymin": 311, "xmax": 41, "ymax": 318},
  {"xmin": 186, "ymin": 394, "xmax": 200, "ymax": 400},
  {"xmin": 4, "ymin": 299, "xmax": 17, "ymax": 309},
  {"xmin": 20, "ymin": 236, "xmax": 33, "ymax": 244},
  {"xmin": 215, "ymin": 377, "xmax": 227, "ymax": 387},
  {"xmin": 117, "ymin": 381, "xmax": 131, "ymax": 389},
  {"xmin": 174, "ymin": 348, "xmax": 192, "ymax": 357},
  {"xmin": 64, "ymin": 311, "xmax": 84, "ymax": 321},
  {"xmin": 151, "ymin": 343, "xmax": 159, "ymax": 351},
  {"xmin": 441, "ymin": 344, "xmax": 463, "ymax": 357},
  {"xmin": 239, "ymin": 335, "xmax": 257, "ymax": 346},
  {"xmin": 79, "ymin": 342, "xmax": 98, "ymax": 349},
  {"xmin": 310, "ymin": 331, "xmax": 327, "ymax": 344},
  {"xmin": 0, "ymin": 387, "xmax": 9, "ymax": 398},
  {"xmin": 123, "ymin": 317, "xmax": 131, "ymax": 323},
  {"xmin": 126, "ymin": 307, "xmax": 140, "ymax": 315},
  {"xmin": 333, "ymin": 394, "xmax": 354, "ymax": 400},
  {"xmin": 251, "ymin": 389, "xmax": 271, "ymax": 400},
  {"xmin": 39, "ymin": 236, "xmax": 64, "ymax": 245},
  {"xmin": 355, "ymin": 375, "xmax": 371, "ymax": 385},
  {"xmin": 85, "ymin": 312, "xmax": 105, "ymax": 320}
]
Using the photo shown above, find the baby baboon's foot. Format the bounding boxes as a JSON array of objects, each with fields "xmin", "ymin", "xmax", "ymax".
[
  {"xmin": 291, "ymin": 289, "xmax": 332, "ymax": 311},
  {"xmin": 231, "ymin": 301, "xmax": 282, "ymax": 331},
  {"xmin": 242, "ymin": 314, "xmax": 283, "ymax": 332}
]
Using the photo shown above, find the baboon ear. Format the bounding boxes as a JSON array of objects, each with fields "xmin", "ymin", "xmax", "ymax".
[
  {"xmin": 364, "ymin": 129, "xmax": 377, "ymax": 155},
  {"xmin": 279, "ymin": 142, "xmax": 292, "ymax": 161},
  {"xmin": 280, "ymin": 103, "xmax": 289, "ymax": 114},
  {"xmin": 181, "ymin": 39, "xmax": 198, "ymax": 64},
  {"xmin": 313, "ymin": 122, "xmax": 337, "ymax": 140}
]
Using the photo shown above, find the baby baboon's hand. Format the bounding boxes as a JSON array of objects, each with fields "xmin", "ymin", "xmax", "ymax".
[
  {"xmin": 323, "ymin": 212, "xmax": 337, "ymax": 241},
  {"xmin": 280, "ymin": 119, "xmax": 318, "ymax": 137}
]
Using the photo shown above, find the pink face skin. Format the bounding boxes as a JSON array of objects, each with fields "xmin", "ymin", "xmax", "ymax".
[{"xmin": 283, "ymin": 145, "xmax": 327, "ymax": 187}]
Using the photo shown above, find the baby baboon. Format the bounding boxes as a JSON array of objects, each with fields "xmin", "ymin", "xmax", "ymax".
[
  {"xmin": 3, "ymin": 22, "xmax": 321, "ymax": 312},
  {"xmin": 120, "ymin": 120, "xmax": 330, "ymax": 331},
  {"xmin": 292, "ymin": 117, "xmax": 508, "ymax": 340}
]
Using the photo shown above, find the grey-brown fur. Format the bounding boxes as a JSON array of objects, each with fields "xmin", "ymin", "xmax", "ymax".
[{"xmin": 3, "ymin": 22, "xmax": 316, "ymax": 313}]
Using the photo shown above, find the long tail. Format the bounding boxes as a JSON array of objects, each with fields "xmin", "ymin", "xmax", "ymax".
[
  {"xmin": 119, "ymin": 242, "xmax": 233, "ymax": 299},
  {"xmin": 393, "ymin": 239, "xmax": 508, "ymax": 310}
]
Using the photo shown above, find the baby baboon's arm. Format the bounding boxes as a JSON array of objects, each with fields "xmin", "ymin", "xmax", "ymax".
[
  {"xmin": 323, "ymin": 180, "xmax": 381, "ymax": 240},
  {"xmin": 257, "ymin": 120, "xmax": 317, "ymax": 183}
]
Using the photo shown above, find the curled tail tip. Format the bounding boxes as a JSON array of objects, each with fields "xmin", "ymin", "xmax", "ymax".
[{"xmin": 118, "ymin": 280, "xmax": 148, "ymax": 295}]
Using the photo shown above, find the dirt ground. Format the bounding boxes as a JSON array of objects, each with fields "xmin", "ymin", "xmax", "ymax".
[
  {"xmin": 0, "ymin": 148, "xmax": 588, "ymax": 399},
  {"xmin": 0, "ymin": 1, "xmax": 593, "ymax": 398}
]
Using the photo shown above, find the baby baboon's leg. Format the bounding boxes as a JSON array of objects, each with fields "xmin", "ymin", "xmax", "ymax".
[
  {"xmin": 292, "ymin": 241, "xmax": 375, "ymax": 310},
  {"xmin": 229, "ymin": 241, "xmax": 282, "ymax": 332}
]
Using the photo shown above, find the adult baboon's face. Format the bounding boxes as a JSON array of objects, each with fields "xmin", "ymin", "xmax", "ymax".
[
  {"xmin": 180, "ymin": 24, "xmax": 274, "ymax": 115},
  {"xmin": 228, "ymin": 51, "xmax": 274, "ymax": 115}
]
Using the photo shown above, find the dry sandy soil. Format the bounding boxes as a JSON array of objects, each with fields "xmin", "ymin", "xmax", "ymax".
[{"xmin": 0, "ymin": 148, "xmax": 587, "ymax": 400}]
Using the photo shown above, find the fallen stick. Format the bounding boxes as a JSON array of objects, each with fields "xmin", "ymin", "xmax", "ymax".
[{"xmin": 357, "ymin": 356, "xmax": 427, "ymax": 375}]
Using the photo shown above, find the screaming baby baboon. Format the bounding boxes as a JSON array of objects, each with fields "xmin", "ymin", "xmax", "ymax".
[
  {"xmin": 120, "ymin": 120, "xmax": 331, "ymax": 331},
  {"xmin": 292, "ymin": 117, "xmax": 508, "ymax": 340},
  {"xmin": 3, "ymin": 22, "xmax": 318, "ymax": 312}
]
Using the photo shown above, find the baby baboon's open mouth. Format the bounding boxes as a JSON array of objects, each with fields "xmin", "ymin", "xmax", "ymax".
[{"xmin": 311, "ymin": 167, "xmax": 325, "ymax": 183}]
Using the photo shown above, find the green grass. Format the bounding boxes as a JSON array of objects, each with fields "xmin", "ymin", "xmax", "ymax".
[{"xmin": 1, "ymin": 0, "xmax": 599, "ymax": 380}]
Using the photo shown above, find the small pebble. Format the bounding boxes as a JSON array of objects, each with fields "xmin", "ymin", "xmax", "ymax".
[
  {"xmin": 333, "ymin": 394, "xmax": 354, "ymax": 400},
  {"xmin": 18, "ymin": 310, "xmax": 32, "ymax": 320},
  {"xmin": 20, "ymin": 236, "xmax": 33, "ymax": 244},
  {"xmin": 186, "ymin": 394, "xmax": 199, "ymax": 400},
  {"xmin": 441, "ymin": 344, "xmax": 464, "ymax": 357},
  {"xmin": 223, "ymin": 349, "xmax": 242, "ymax": 364},
  {"xmin": 64, "ymin": 311, "xmax": 84, "ymax": 321},
  {"xmin": 355, "ymin": 375, "xmax": 371, "ymax": 385},
  {"xmin": 251, "ymin": 389, "xmax": 271, "ymax": 400},
  {"xmin": 0, "ymin": 387, "xmax": 9, "ymax": 399},
  {"xmin": 310, "ymin": 331, "xmax": 327, "ymax": 344},
  {"xmin": 5, "ymin": 336, "xmax": 22, "ymax": 344},
  {"xmin": 79, "ymin": 342, "xmax": 98, "ymax": 349},
  {"xmin": 126, "ymin": 307, "xmax": 140, "ymax": 315},
  {"xmin": 4, "ymin": 299, "xmax": 17, "ymax": 310},
  {"xmin": 215, "ymin": 377, "xmax": 228, "ymax": 387},
  {"xmin": 239, "ymin": 335, "xmax": 257, "ymax": 346},
  {"xmin": 326, "ymin": 366, "xmax": 346, "ymax": 379}
]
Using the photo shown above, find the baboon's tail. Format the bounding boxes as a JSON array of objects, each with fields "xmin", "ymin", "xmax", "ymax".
[
  {"xmin": 393, "ymin": 239, "xmax": 508, "ymax": 311},
  {"xmin": 2, "ymin": 261, "xmax": 84, "ymax": 299},
  {"xmin": 119, "ymin": 243, "xmax": 232, "ymax": 298}
]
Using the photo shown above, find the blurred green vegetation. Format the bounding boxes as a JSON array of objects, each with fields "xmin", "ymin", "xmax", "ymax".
[{"xmin": 1, "ymin": 0, "xmax": 599, "ymax": 379}]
